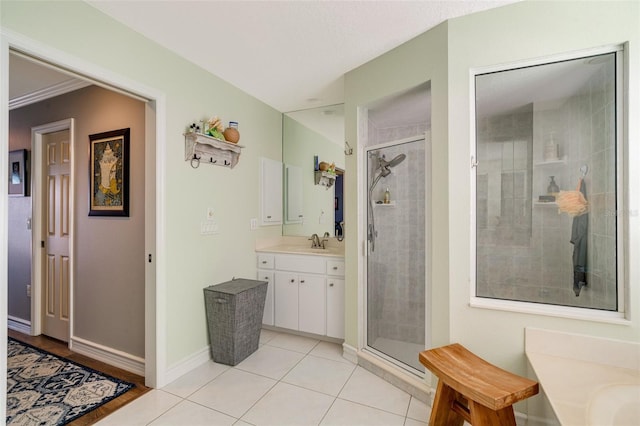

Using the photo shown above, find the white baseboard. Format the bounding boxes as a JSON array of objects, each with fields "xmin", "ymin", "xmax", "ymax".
[
  {"xmin": 8, "ymin": 316, "xmax": 32, "ymax": 335},
  {"xmin": 165, "ymin": 345, "xmax": 211, "ymax": 385},
  {"xmin": 70, "ymin": 335, "xmax": 145, "ymax": 376},
  {"xmin": 342, "ymin": 342, "xmax": 358, "ymax": 364}
]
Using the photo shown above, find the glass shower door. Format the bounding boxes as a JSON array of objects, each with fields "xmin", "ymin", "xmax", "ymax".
[{"xmin": 366, "ymin": 137, "xmax": 426, "ymax": 373}]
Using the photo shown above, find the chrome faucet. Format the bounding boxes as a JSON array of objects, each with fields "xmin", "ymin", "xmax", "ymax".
[{"xmin": 309, "ymin": 233, "xmax": 321, "ymax": 248}]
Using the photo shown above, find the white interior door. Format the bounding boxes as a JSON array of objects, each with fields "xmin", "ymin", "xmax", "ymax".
[{"xmin": 42, "ymin": 129, "xmax": 71, "ymax": 342}]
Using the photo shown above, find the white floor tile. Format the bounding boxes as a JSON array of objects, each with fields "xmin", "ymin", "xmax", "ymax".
[
  {"xmin": 94, "ymin": 390, "xmax": 181, "ymax": 426},
  {"xmin": 406, "ymin": 397, "xmax": 430, "ymax": 422},
  {"xmin": 309, "ymin": 341, "xmax": 354, "ymax": 365},
  {"xmin": 338, "ymin": 367, "xmax": 411, "ymax": 416},
  {"xmin": 149, "ymin": 400, "xmax": 237, "ymax": 426},
  {"xmin": 161, "ymin": 361, "xmax": 229, "ymax": 398},
  {"xmin": 404, "ymin": 418, "xmax": 428, "ymax": 426},
  {"xmin": 189, "ymin": 368, "xmax": 276, "ymax": 418},
  {"xmin": 242, "ymin": 382, "xmax": 335, "ymax": 426},
  {"xmin": 282, "ymin": 355, "xmax": 356, "ymax": 396},
  {"xmin": 233, "ymin": 421, "xmax": 255, "ymax": 426},
  {"xmin": 320, "ymin": 398, "xmax": 405, "ymax": 426},
  {"xmin": 265, "ymin": 332, "xmax": 320, "ymax": 354},
  {"xmin": 235, "ymin": 344, "xmax": 305, "ymax": 380},
  {"xmin": 259, "ymin": 328, "xmax": 280, "ymax": 345}
]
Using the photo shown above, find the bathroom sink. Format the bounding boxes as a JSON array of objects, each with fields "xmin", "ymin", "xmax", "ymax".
[{"xmin": 588, "ymin": 383, "xmax": 640, "ymax": 426}]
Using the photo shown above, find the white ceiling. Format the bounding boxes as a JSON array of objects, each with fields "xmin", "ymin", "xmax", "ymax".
[{"xmin": 85, "ymin": 0, "xmax": 518, "ymax": 113}]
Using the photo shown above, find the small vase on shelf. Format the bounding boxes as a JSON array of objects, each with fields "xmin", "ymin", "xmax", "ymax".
[{"xmin": 547, "ymin": 176, "xmax": 559, "ymax": 195}]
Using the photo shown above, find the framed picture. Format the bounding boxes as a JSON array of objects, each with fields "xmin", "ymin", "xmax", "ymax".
[
  {"xmin": 8, "ymin": 149, "xmax": 28, "ymax": 197},
  {"xmin": 89, "ymin": 128, "xmax": 130, "ymax": 217}
]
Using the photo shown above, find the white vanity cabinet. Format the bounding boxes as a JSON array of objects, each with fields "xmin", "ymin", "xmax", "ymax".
[
  {"xmin": 257, "ymin": 251, "xmax": 344, "ymax": 339},
  {"xmin": 256, "ymin": 254, "xmax": 275, "ymax": 326},
  {"xmin": 275, "ymin": 272, "xmax": 325, "ymax": 335},
  {"xmin": 326, "ymin": 260, "xmax": 345, "ymax": 339}
]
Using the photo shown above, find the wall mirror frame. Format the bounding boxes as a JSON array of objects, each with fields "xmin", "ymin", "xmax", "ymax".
[
  {"xmin": 470, "ymin": 45, "xmax": 627, "ymax": 320},
  {"xmin": 282, "ymin": 104, "xmax": 345, "ymax": 238}
]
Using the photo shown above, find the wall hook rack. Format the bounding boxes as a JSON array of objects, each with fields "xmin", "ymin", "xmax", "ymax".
[{"xmin": 185, "ymin": 132, "xmax": 244, "ymax": 169}]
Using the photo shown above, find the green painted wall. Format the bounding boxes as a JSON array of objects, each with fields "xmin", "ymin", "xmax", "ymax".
[
  {"xmin": 344, "ymin": 2, "xmax": 639, "ymax": 413},
  {"xmin": 2, "ymin": 0, "xmax": 283, "ymax": 369},
  {"xmin": 446, "ymin": 0, "xmax": 639, "ymax": 372},
  {"xmin": 344, "ymin": 22, "xmax": 449, "ymax": 350}
]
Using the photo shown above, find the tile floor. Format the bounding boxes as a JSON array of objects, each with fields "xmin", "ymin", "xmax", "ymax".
[{"xmin": 96, "ymin": 329, "xmax": 431, "ymax": 426}]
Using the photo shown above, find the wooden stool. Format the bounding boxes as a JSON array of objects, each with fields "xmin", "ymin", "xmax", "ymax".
[{"xmin": 419, "ymin": 343, "xmax": 538, "ymax": 426}]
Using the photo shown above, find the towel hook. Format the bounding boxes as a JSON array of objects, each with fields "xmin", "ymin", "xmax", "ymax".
[{"xmin": 580, "ymin": 164, "xmax": 588, "ymax": 178}]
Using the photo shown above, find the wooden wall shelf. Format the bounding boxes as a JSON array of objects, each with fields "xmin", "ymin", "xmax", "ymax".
[{"xmin": 184, "ymin": 132, "xmax": 244, "ymax": 169}]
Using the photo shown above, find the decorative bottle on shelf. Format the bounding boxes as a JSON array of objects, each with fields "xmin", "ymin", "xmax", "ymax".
[
  {"xmin": 384, "ymin": 188, "xmax": 390, "ymax": 204},
  {"xmin": 543, "ymin": 132, "xmax": 559, "ymax": 161},
  {"xmin": 547, "ymin": 176, "xmax": 559, "ymax": 195}
]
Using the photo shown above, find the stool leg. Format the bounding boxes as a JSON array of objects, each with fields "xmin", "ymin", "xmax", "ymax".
[
  {"xmin": 429, "ymin": 380, "xmax": 464, "ymax": 426},
  {"xmin": 468, "ymin": 400, "xmax": 516, "ymax": 426}
]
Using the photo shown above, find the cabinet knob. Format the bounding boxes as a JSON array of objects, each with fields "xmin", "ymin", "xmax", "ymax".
[
  {"xmin": 329, "ymin": 283, "xmax": 334, "ymax": 287},
  {"xmin": 333, "ymin": 266, "xmax": 338, "ymax": 270},
  {"xmin": 262, "ymin": 260, "xmax": 267, "ymax": 264},
  {"xmin": 300, "ymin": 280, "xmax": 305, "ymax": 283},
  {"xmin": 267, "ymin": 215, "xmax": 272, "ymax": 219},
  {"xmin": 264, "ymin": 276, "xmax": 269, "ymax": 280},
  {"xmin": 290, "ymin": 279, "xmax": 295, "ymax": 283}
]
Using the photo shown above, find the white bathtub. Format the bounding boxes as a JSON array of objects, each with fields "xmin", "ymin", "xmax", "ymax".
[{"xmin": 525, "ymin": 328, "xmax": 640, "ymax": 426}]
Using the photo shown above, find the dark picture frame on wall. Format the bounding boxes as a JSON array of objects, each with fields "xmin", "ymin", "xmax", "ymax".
[
  {"xmin": 89, "ymin": 128, "xmax": 130, "ymax": 217},
  {"xmin": 8, "ymin": 149, "xmax": 29, "ymax": 197}
]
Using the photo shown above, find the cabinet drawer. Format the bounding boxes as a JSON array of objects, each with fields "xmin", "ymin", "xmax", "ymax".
[
  {"xmin": 326, "ymin": 260, "xmax": 345, "ymax": 276},
  {"xmin": 257, "ymin": 253, "xmax": 275, "ymax": 269},
  {"xmin": 275, "ymin": 255, "xmax": 325, "ymax": 274}
]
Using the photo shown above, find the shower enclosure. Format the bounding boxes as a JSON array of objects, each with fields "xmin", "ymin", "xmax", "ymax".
[{"xmin": 365, "ymin": 137, "xmax": 426, "ymax": 373}]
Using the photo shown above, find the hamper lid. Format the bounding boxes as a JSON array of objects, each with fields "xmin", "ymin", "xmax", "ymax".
[{"xmin": 204, "ymin": 278, "xmax": 267, "ymax": 295}]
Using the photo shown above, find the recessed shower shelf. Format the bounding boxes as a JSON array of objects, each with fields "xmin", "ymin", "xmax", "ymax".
[{"xmin": 534, "ymin": 156, "xmax": 567, "ymax": 167}]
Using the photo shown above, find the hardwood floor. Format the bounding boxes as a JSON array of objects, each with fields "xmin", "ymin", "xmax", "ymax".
[{"xmin": 8, "ymin": 330, "xmax": 151, "ymax": 425}]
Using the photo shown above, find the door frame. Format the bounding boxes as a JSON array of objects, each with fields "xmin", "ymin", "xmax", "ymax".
[
  {"xmin": 1, "ymin": 28, "xmax": 167, "ymax": 387},
  {"xmin": 31, "ymin": 119, "xmax": 75, "ymax": 340}
]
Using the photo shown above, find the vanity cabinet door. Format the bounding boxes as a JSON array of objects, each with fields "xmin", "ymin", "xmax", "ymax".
[
  {"xmin": 274, "ymin": 272, "xmax": 298, "ymax": 330},
  {"xmin": 326, "ymin": 278, "xmax": 345, "ymax": 339},
  {"xmin": 260, "ymin": 157, "xmax": 283, "ymax": 225},
  {"xmin": 257, "ymin": 270, "xmax": 275, "ymax": 326},
  {"xmin": 298, "ymin": 274, "xmax": 326, "ymax": 335}
]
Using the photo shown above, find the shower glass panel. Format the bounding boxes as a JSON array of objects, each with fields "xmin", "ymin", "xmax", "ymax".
[
  {"xmin": 366, "ymin": 138, "xmax": 425, "ymax": 373},
  {"xmin": 475, "ymin": 51, "xmax": 621, "ymax": 310}
]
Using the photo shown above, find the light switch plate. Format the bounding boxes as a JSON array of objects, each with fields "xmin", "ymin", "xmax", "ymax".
[
  {"xmin": 201, "ymin": 221, "xmax": 219, "ymax": 235},
  {"xmin": 250, "ymin": 218, "xmax": 258, "ymax": 230}
]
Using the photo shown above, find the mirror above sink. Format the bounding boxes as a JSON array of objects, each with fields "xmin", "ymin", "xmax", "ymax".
[{"xmin": 282, "ymin": 104, "xmax": 345, "ymax": 237}]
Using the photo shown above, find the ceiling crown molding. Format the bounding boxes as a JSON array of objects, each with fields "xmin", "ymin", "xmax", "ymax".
[{"xmin": 9, "ymin": 79, "xmax": 91, "ymax": 110}]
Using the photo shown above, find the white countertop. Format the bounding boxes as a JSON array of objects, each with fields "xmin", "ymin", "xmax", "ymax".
[
  {"xmin": 256, "ymin": 236, "xmax": 345, "ymax": 258},
  {"xmin": 525, "ymin": 328, "xmax": 640, "ymax": 426}
]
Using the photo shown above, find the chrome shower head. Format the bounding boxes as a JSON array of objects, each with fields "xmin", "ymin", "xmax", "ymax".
[{"xmin": 379, "ymin": 153, "xmax": 406, "ymax": 169}]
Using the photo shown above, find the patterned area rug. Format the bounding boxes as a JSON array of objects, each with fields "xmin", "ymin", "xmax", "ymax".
[{"xmin": 6, "ymin": 337, "xmax": 134, "ymax": 425}]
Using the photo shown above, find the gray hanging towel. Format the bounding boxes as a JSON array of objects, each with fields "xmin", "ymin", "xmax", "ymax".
[{"xmin": 570, "ymin": 179, "xmax": 588, "ymax": 296}]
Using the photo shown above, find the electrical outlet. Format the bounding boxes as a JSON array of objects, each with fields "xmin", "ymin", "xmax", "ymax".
[
  {"xmin": 26, "ymin": 284, "xmax": 31, "ymax": 298},
  {"xmin": 250, "ymin": 218, "xmax": 258, "ymax": 230}
]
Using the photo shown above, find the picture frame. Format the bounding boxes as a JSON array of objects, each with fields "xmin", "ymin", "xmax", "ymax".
[
  {"xmin": 89, "ymin": 128, "xmax": 130, "ymax": 217},
  {"xmin": 8, "ymin": 149, "xmax": 28, "ymax": 197}
]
